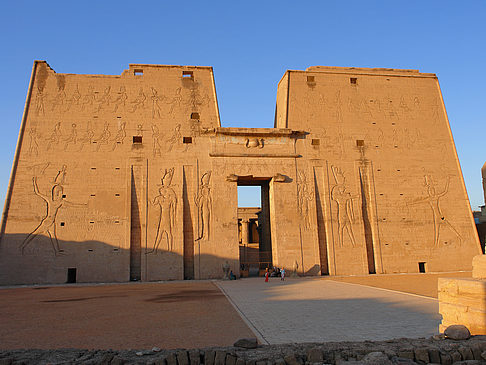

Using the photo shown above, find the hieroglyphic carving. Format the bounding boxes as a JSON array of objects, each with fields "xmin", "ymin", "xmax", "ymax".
[
  {"xmin": 130, "ymin": 88, "xmax": 146, "ymax": 113},
  {"xmin": 245, "ymin": 138, "xmax": 264, "ymax": 148},
  {"xmin": 63, "ymin": 123, "xmax": 77, "ymax": 151},
  {"xmin": 81, "ymin": 86, "xmax": 96, "ymax": 111},
  {"xmin": 167, "ymin": 124, "xmax": 182, "ymax": 152},
  {"xmin": 113, "ymin": 86, "xmax": 128, "ymax": 112},
  {"xmin": 297, "ymin": 171, "xmax": 313, "ymax": 230},
  {"xmin": 151, "ymin": 125, "xmax": 162, "ymax": 157},
  {"xmin": 20, "ymin": 165, "xmax": 85, "ymax": 256},
  {"xmin": 111, "ymin": 122, "xmax": 126, "ymax": 150},
  {"xmin": 195, "ymin": 171, "xmax": 211, "ymax": 241},
  {"xmin": 189, "ymin": 84, "xmax": 210, "ymax": 110},
  {"xmin": 136, "ymin": 124, "xmax": 143, "ymax": 136},
  {"xmin": 66, "ymin": 85, "xmax": 81, "ymax": 111},
  {"xmin": 167, "ymin": 87, "xmax": 182, "ymax": 114},
  {"xmin": 96, "ymin": 122, "xmax": 111, "ymax": 151},
  {"xmin": 78, "ymin": 121, "xmax": 95, "ymax": 151},
  {"xmin": 46, "ymin": 122, "xmax": 62, "ymax": 151},
  {"xmin": 96, "ymin": 86, "xmax": 111, "ymax": 112},
  {"xmin": 149, "ymin": 168, "xmax": 177, "ymax": 253},
  {"xmin": 409, "ymin": 176, "xmax": 462, "ymax": 246},
  {"xmin": 51, "ymin": 75, "xmax": 66, "ymax": 112},
  {"xmin": 331, "ymin": 166, "xmax": 357, "ymax": 247},
  {"xmin": 28, "ymin": 128, "xmax": 39, "ymax": 156},
  {"xmin": 35, "ymin": 87, "xmax": 46, "ymax": 116},
  {"xmin": 151, "ymin": 87, "xmax": 162, "ymax": 118},
  {"xmin": 334, "ymin": 91, "xmax": 343, "ymax": 122}
]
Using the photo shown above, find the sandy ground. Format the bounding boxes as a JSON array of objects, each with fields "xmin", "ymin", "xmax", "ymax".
[
  {"xmin": 0, "ymin": 281, "xmax": 254, "ymax": 350},
  {"xmin": 327, "ymin": 271, "xmax": 472, "ymax": 298}
]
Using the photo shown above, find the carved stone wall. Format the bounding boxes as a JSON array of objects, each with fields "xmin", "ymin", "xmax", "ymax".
[{"xmin": 0, "ymin": 62, "xmax": 480, "ymax": 284}]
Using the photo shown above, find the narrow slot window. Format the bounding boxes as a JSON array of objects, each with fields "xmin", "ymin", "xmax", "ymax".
[
  {"xmin": 115, "ymin": 193, "xmax": 120, "ymax": 197},
  {"xmin": 418, "ymin": 262, "xmax": 426, "ymax": 273}
]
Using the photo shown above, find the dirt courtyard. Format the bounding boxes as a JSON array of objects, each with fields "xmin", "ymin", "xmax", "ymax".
[
  {"xmin": 0, "ymin": 281, "xmax": 254, "ymax": 350},
  {"xmin": 0, "ymin": 272, "xmax": 472, "ymax": 350}
]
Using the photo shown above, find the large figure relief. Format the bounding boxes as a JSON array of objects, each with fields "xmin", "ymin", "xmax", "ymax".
[
  {"xmin": 149, "ymin": 168, "xmax": 177, "ymax": 253},
  {"xmin": 20, "ymin": 165, "xmax": 86, "ymax": 256},
  {"xmin": 409, "ymin": 175, "xmax": 462, "ymax": 247},
  {"xmin": 297, "ymin": 171, "xmax": 314, "ymax": 230},
  {"xmin": 195, "ymin": 171, "xmax": 211, "ymax": 241},
  {"xmin": 330, "ymin": 166, "xmax": 358, "ymax": 247}
]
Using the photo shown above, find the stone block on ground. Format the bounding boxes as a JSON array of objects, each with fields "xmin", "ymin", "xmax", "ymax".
[
  {"xmin": 413, "ymin": 348, "xmax": 429, "ymax": 363},
  {"xmin": 214, "ymin": 351, "xmax": 227, "ymax": 365},
  {"xmin": 234, "ymin": 338, "xmax": 258, "ymax": 349},
  {"xmin": 306, "ymin": 348, "xmax": 323, "ymax": 363},
  {"xmin": 205, "ymin": 350, "xmax": 215, "ymax": 365},
  {"xmin": 445, "ymin": 325, "xmax": 471, "ymax": 340}
]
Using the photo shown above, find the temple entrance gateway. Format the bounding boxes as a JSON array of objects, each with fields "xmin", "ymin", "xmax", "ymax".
[{"xmin": 237, "ymin": 180, "xmax": 272, "ymax": 277}]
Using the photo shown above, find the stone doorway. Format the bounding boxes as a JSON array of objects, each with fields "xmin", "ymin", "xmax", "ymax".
[{"xmin": 237, "ymin": 179, "xmax": 272, "ymax": 277}]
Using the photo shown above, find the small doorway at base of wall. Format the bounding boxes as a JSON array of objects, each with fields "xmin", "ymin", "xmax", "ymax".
[
  {"xmin": 67, "ymin": 268, "xmax": 77, "ymax": 283},
  {"xmin": 418, "ymin": 262, "xmax": 427, "ymax": 273}
]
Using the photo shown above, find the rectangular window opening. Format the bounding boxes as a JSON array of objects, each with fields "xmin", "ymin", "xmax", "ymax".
[
  {"xmin": 133, "ymin": 136, "xmax": 143, "ymax": 144},
  {"xmin": 91, "ymin": 167, "xmax": 96, "ymax": 170},
  {"xmin": 182, "ymin": 71, "xmax": 194, "ymax": 79},
  {"xmin": 350, "ymin": 77, "xmax": 358, "ymax": 85},
  {"xmin": 307, "ymin": 75, "xmax": 315, "ymax": 83},
  {"xmin": 191, "ymin": 112, "xmax": 200, "ymax": 119},
  {"xmin": 418, "ymin": 262, "xmax": 427, "ymax": 273},
  {"xmin": 60, "ymin": 222, "xmax": 65, "ymax": 226},
  {"xmin": 183, "ymin": 137, "xmax": 192, "ymax": 144},
  {"xmin": 115, "ymin": 193, "xmax": 120, "ymax": 197},
  {"xmin": 89, "ymin": 221, "xmax": 95, "ymax": 224},
  {"xmin": 311, "ymin": 139, "xmax": 320, "ymax": 146},
  {"xmin": 134, "ymin": 69, "xmax": 143, "ymax": 76},
  {"xmin": 90, "ymin": 194, "xmax": 96, "ymax": 197},
  {"xmin": 115, "ymin": 167, "xmax": 120, "ymax": 170},
  {"xmin": 356, "ymin": 139, "xmax": 364, "ymax": 147},
  {"xmin": 62, "ymin": 194, "xmax": 66, "ymax": 198}
]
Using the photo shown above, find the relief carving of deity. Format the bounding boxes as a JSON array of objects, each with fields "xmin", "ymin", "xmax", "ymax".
[{"xmin": 149, "ymin": 168, "xmax": 177, "ymax": 253}]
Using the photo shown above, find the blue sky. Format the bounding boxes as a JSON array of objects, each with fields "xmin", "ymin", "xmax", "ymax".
[{"xmin": 0, "ymin": 0, "xmax": 484, "ymax": 209}]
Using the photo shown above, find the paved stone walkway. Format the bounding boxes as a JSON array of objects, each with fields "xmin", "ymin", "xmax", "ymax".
[{"xmin": 216, "ymin": 277, "xmax": 440, "ymax": 345}]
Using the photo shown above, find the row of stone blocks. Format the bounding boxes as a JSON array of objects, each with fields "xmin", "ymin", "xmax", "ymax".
[
  {"xmin": 1, "ymin": 337, "xmax": 486, "ymax": 365},
  {"xmin": 439, "ymin": 255, "xmax": 486, "ymax": 335}
]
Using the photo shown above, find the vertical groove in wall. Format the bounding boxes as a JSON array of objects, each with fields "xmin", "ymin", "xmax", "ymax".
[
  {"xmin": 359, "ymin": 167, "xmax": 376, "ymax": 274},
  {"xmin": 183, "ymin": 165, "xmax": 195, "ymax": 280},
  {"xmin": 130, "ymin": 166, "xmax": 142, "ymax": 281},
  {"xmin": 313, "ymin": 167, "xmax": 329, "ymax": 275}
]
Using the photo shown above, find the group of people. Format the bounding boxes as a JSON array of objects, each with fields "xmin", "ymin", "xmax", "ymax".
[{"xmin": 264, "ymin": 267, "xmax": 285, "ymax": 282}]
